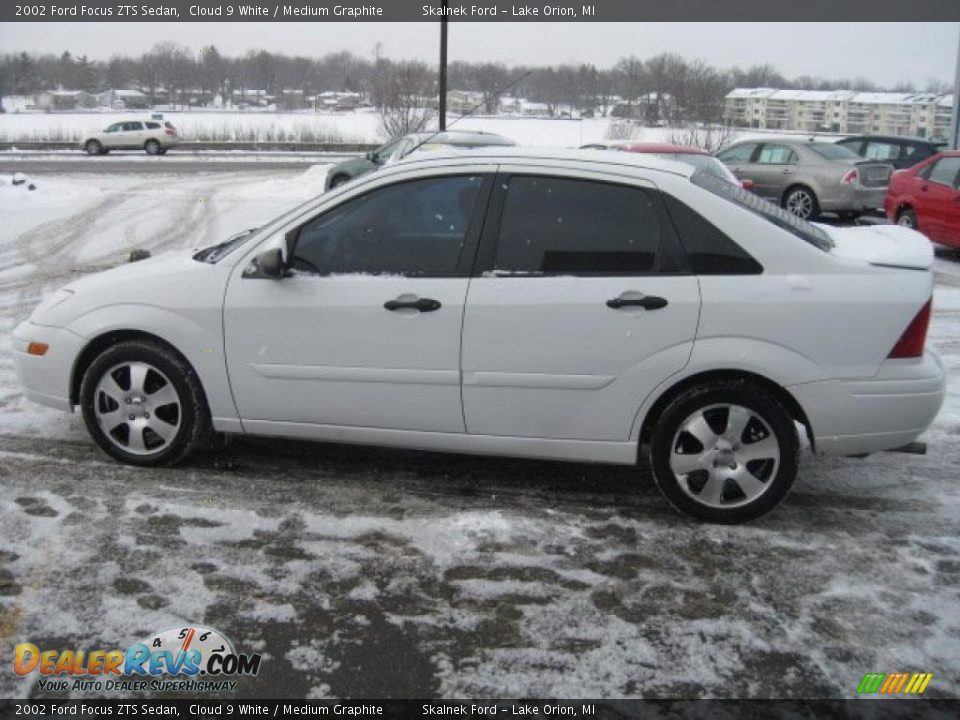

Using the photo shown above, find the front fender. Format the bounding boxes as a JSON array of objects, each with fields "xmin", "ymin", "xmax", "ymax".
[{"xmin": 67, "ymin": 304, "xmax": 237, "ymax": 421}]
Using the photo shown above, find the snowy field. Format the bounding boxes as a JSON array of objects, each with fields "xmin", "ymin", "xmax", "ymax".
[
  {"xmin": 0, "ymin": 165, "xmax": 958, "ymax": 699},
  {"xmin": 0, "ymin": 110, "xmax": 844, "ymax": 147}
]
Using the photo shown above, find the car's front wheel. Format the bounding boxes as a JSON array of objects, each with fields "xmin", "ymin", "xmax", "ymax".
[
  {"xmin": 783, "ymin": 186, "xmax": 819, "ymax": 220},
  {"xmin": 79, "ymin": 340, "xmax": 210, "ymax": 466},
  {"xmin": 649, "ymin": 380, "xmax": 799, "ymax": 523}
]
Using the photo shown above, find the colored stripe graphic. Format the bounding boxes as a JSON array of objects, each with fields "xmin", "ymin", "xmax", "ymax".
[{"xmin": 858, "ymin": 672, "xmax": 932, "ymax": 695}]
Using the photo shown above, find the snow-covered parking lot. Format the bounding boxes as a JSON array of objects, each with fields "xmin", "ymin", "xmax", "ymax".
[{"xmin": 0, "ymin": 164, "xmax": 958, "ymax": 699}]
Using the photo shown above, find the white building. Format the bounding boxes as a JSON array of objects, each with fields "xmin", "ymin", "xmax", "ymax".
[{"xmin": 724, "ymin": 88, "xmax": 954, "ymax": 139}]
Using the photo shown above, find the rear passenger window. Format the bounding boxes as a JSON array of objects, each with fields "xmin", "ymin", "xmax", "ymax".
[
  {"xmin": 146, "ymin": 122, "xmax": 160, "ymax": 129},
  {"xmin": 663, "ymin": 194, "xmax": 762, "ymax": 275},
  {"xmin": 494, "ymin": 176, "xmax": 662, "ymax": 275}
]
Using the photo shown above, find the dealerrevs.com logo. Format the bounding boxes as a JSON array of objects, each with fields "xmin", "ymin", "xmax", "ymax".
[{"xmin": 13, "ymin": 626, "xmax": 262, "ymax": 693}]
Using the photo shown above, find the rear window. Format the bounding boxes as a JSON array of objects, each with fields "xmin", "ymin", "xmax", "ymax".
[
  {"xmin": 690, "ymin": 168, "xmax": 833, "ymax": 252},
  {"xmin": 808, "ymin": 143, "xmax": 859, "ymax": 160}
]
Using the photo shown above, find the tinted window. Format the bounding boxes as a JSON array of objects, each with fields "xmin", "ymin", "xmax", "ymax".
[
  {"xmin": 105, "ymin": 123, "xmax": 123, "ymax": 132},
  {"xmin": 757, "ymin": 145, "xmax": 797, "ymax": 164},
  {"xmin": 145, "ymin": 121, "xmax": 161, "ymax": 129},
  {"xmin": 122, "ymin": 122, "xmax": 143, "ymax": 131},
  {"xmin": 663, "ymin": 194, "xmax": 762, "ymax": 275},
  {"xmin": 494, "ymin": 176, "xmax": 662, "ymax": 275},
  {"xmin": 927, "ymin": 157, "xmax": 960, "ymax": 188},
  {"xmin": 718, "ymin": 143, "xmax": 757, "ymax": 163},
  {"xmin": 292, "ymin": 175, "xmax": 483, "ymax": 276}
]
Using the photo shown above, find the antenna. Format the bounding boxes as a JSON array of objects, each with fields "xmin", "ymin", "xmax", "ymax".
[{"xmin": 407, "ymin": 70, "xmax": 534, "ymax": 155}]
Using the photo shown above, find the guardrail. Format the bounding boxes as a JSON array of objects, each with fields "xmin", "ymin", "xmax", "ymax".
[{"xmin": 0, "ymin": 141, "xmax": 380, "ymax": 152}]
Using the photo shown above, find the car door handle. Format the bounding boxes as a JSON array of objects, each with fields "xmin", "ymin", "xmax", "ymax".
[
  {"xmin": 384, "ymin": 297, "xmax": 442, "ymax": 312},
  {"xmin": 606, "ymin": 295, "xmax": 668, "ymax": 310},
  {"xmin": 781, "ymin": 168, "xmax": 794, "ymax": 174}
]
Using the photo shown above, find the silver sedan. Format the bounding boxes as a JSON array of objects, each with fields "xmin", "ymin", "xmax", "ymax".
[{"xmin": 716, "ymin": 140, "xmax": 892, "ymax": 220}]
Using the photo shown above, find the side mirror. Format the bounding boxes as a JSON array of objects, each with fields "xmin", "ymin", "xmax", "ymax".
[{"xmin": 254, "ymin": 248, "xmax": 285, "ymax": 279}]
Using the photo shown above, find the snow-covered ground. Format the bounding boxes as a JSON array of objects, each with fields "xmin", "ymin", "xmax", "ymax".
[
  {"xmin": 0, "ymin": 110, "xmax": 844, "ymax": 147},
  {"xmin": 0, "ymin": 167, "xmax": 958, "ymax": 699}
]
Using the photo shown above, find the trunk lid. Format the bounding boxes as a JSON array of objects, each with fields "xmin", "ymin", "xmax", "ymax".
[{"xmin": 819, "ymin": 223, "xmax": 933, "ymax": 270}]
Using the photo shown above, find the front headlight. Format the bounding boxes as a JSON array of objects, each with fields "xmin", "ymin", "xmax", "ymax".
[{"xmin": 30, "ymin": 288, "xmax": 74, "ymax": 323}]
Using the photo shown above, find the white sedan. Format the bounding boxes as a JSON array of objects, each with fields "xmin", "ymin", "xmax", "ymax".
[{"xmin": 12, "ymin": 149, "xmax": 945, "ymax": 523}]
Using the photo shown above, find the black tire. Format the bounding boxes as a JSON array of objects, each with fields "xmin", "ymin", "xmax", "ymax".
[
  {"xmin": 897, "ymin": 207, "xmax": 918, "ymax": 230},
  {"xmin": 782, "ymin": 186, "xmax": 820, "ymax": 221},
  {"xmin": 329, "ymin": 174, "xmax": 350, "ymax": 189},
  {"xmin": 79, "ymin": 340, "xmax": 211, "ymax": 467},
  {"xmin": 648, "ymin": 379, "xmax": 800, "ymax": 524},
  {"xmin": 85, "ymin": 140, "xmax": 103, "ymax": 156},
  {"xmin": 145, "ymin": 139, "xmax": 162, "ymax": 156}
]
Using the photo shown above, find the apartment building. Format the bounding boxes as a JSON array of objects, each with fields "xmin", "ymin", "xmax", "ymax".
[{"xmin": 724, "ymin": 88, "xmax": 954, "ymax": 139}]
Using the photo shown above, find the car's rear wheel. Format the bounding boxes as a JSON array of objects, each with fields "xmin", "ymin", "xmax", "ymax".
[
  {"xmin": 85, "ymin": 140, "xmax": 103, "ymax": 156},
  {"xmin": 897, "ymin": 208, "xmax": 918, "ymax": 230},
  {"xmin": 80, "ymin": 340, "xmax": 210, "ymax": 466},
  {"xmin": 329, "ymin": 174, "xmax": 350, "ymax": 188},
  {"xmin": 783, "ymin": 186, "xmax": 819, "ymax": 220},
  {"xmin": 145, "ymin": 139, "xmax": 162, "ymax": 156},
  {"xmin": 649, "ymin": 380, "xmax": 799, "ymax": 523}
]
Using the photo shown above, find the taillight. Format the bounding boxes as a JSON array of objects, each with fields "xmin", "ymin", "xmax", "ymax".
[
  {"xmin": 164, "ymin": 129, "xmax": 176, "ymax": 136},
  {"xmin": 888, "ymin": 299, "xmax": 932, "ymax": 359},
  {"xmin": 841, "ymin": 169, "xmax": 859, "ymax": 185}
]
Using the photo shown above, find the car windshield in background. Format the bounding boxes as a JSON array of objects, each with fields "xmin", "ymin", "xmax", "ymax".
[
  {"xmin": 808, "ymin": 143, "xmax": 860, "ymax": 160},
  {"xmin": 690, "ymin": 167, "xmax": 834, "ymax": 251}
]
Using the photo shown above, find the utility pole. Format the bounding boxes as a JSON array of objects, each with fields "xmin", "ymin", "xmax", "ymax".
[
  {"xmin": 951, "ymin": 24, "xmax": 960, "ymax": 149},
  {"xmin": 439, "ymin": 0, "xmax": 448, "ymax": 131}
]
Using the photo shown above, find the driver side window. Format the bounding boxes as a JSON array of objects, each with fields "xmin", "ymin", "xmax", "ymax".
[{"xmin": 292, "ymin": 175, "xmax": 485, "ymax": 276}]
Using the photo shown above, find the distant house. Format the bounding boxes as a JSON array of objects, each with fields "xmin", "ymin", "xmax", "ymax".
[
  {"xmin": 315, "ymin": 91, "xmax": 362, "ymax": 112},
  {"xmin": 98, "ymin": 89, "xmax": 149, "ymax": 109},
  {"xmin": 35, "ymin": 90, "xmax": 97, "ymax": 111}
]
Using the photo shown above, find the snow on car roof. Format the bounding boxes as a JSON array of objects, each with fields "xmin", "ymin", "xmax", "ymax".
[{"xmin": 391, "ymin": 146, "xmax": 697, "ymax": 178}]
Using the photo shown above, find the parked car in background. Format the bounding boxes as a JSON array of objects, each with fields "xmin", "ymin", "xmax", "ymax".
[
  {"xmin": 836, "ymin": 135, "xmax": 947, "ymax": 170},
  {"xmin": 716, "ymin": 140, "xmax": 893, "ymax": 221},
  {"xmin": 324, "ymin": 130, "xmax": 515, "ymax": 190},
  {"xmin": 884, "ymin": 150, "xmax": 960, "ymax": 249},
  {"xmin": 14, "ymin": 149, "xmax": 943, "ymax": 523},
  {"xmin": 81, "ymin": 118, "xmax": 179, "ymax": 156}
]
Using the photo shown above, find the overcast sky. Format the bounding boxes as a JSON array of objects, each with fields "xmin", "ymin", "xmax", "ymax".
[{"xmin": 1, "ymin": 22, "xmax": 957, "ymax": 86}]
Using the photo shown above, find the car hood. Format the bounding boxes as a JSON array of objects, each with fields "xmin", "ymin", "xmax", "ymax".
[
  {"xmin": 31, "ymin": 249, "xmax": 226, "ymax": 327},
  {"xmin": 820, "ymin": 223, "xmax": 933, "ymax": 270}
]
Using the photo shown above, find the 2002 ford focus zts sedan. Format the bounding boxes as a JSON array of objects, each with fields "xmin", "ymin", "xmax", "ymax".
[{"xmin": 13, "ymin": 149, "xmax": 946, "ymax": 523}]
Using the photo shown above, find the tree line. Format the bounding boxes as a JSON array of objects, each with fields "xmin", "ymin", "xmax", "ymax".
[{"xmin": 0, "ymin": 43, "xmax": 950, "ymax": 123}]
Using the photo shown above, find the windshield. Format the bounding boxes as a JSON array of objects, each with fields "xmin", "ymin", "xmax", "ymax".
[
  {"xmin": 809, "ymin": 143, "xmax": 859, "ymax": 160},
  {"xmin": 690, "ymin": 167, "xmax": 834, "ymax": 251},
  {"xmin": 193, "ymin": 227, "xmax": 260, "ymax": 263},
  {"xmin": 651, "ymin": 153, "xmax": 739, "ymax": 185}
]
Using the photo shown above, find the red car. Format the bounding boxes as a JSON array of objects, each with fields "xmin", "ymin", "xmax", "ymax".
[
  {"xmin": 582, "ymin": 142, "xmax": 755, "ymax": 191},
  {"xmin": 884, "ymin": 150, "xmax": 960, "ymax": 249}
]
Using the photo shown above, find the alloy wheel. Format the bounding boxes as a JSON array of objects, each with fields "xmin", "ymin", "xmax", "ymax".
[
  {"xmin": 669, "ymin": 403, "xmax": 780, "ymax": 509},
  {"xmin": 785, "ymin": 190, "xmax": 814, "ymax": 219},
  {"xmin": 93, "ymin": 361, "xmax": 182, "ymax": 456}
]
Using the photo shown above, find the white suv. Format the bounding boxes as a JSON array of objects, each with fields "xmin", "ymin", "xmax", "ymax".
[
  {"xmin": 12, "ymin": 149, "xmax": 945, "ymax": 523},
  {"xmin": 81, "ymin": 118, "xmax": 179, "ymax": 155}
]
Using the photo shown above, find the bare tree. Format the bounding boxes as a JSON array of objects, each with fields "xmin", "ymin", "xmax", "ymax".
[
  {"xmin": 373, "ymin": 60, "xmax": 434, "ymax": 138},
  {"xmin": 667, "ymin": 123, "xmax": 738, "ymax": 153}
]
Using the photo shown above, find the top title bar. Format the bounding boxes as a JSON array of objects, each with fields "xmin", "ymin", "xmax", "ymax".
[{"xmin": 3, "ymin": 0, "xmax": 960, "ymax": 22}]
